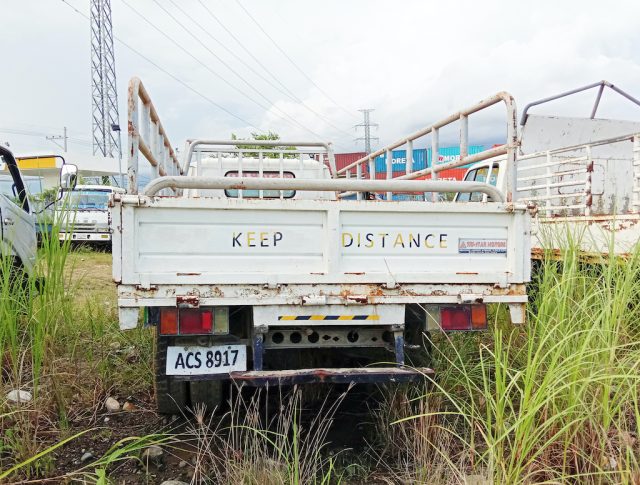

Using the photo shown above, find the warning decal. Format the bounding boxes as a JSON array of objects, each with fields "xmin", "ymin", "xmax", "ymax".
[{"xmin": 458, "ymin": 238, "xmax": 507, "ymax": 254}]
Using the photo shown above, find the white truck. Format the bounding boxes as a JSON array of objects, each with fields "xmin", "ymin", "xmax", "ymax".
[
  {"xmin": 113, "ymin": 78, "xmax": 531, "ymax": 413},
  {"xmin": 58, "ymin": 184, "xmax": 125, "ymax": 246},
  {"xmin": 454, "ymin": 81, "xmax": 640, "ymax": 258}
]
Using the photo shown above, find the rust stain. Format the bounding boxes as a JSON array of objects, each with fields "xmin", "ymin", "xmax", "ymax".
[
  {"xmin": 135, "ymin": 285, "xmax": 157, "ymax": 292},
  {"xmin": 347, "ymin": 295, "xmax": 368, "ymax": 304},
  {"xmin": 176, "ymin": 295, "xmax": 200, "ymax": 307}
]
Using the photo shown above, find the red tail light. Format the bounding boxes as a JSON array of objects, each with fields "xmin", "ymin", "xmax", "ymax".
[
  {"xmin": 180, "ymin": 309, "xmax": 214, "ymax": 334},
  {"xmin": 158, "ymin": 307, "xmax": 228, "ymax": 335},
  {"xmin": 440, "ymin": 304, "xmax": 487, "ymax": 331}
]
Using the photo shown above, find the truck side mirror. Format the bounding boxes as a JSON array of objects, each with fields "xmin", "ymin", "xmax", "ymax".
[{"xmin": 60, "ymin": 164, "xmax": 78, "ymax": 191}]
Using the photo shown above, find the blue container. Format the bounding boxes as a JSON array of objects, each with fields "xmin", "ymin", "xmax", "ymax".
[{"xmin": 375, "ymin": 145, "xmax": 484, "ymax": 174}]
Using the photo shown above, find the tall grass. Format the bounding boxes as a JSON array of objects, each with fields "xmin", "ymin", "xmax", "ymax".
[
  {"xmin": 0, "ymin": 204, "xmax": 75, "ymax": 478},
  {"xmin": 390, "ymin": 243, "xmax": 640, "ymax": 483},
  {"xmin": 186, "ymin": 385, "xmax": 348, "ymax": 484},
  {"xmin": 0, "ymin": 203, "xmax": 73, "ymax": 389}
]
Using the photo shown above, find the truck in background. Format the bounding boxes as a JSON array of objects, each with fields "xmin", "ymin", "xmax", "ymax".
[
  {"xmin": 455, "ymin": 81, "xmax": 640, "ymax": 257},
  {"xmin": 113, "ymin": 78, "xmax": 530, "ymax": 413},
  {"xmin": 58, "ymin": 184, "xmax": 125, "ymax": 247}
]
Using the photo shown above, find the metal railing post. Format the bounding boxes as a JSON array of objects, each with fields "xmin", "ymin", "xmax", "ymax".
[
  {"xmin": 127, "ymin": 78, "xmax": 140, "ymax": 194},
  {"xmin": 634, "ymin": 135, "xmax": 640, "ymax": 212},
  {"xmin": 386, "ymin": 149, "xmax": 393, "ymax": 200},
  {"xmin": 584, "ymin": 147, "xmax": 592, "ymax": 217},
  {"xmin": 431, "ymin": 129, "xmax": 439, "ymax": 202}
]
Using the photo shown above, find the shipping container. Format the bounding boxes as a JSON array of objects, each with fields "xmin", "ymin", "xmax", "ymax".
[{"xmin": 374, "ymin": 145, "xmax": 485, "ymax": 174}]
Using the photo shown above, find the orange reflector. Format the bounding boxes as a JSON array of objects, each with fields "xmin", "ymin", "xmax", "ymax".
[
  {"xmin": 159, "ymin": 308, "xmax": 178, "ymax": 335},
  {"xmin": 471, "ymin": 304, "xmax": 487, "ymax": 330}
]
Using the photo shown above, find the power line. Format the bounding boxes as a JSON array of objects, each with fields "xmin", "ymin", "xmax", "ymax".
[
  {"xmin": 61, "ymin": 0, "xmax": 261, "ymax": 131},
  {"xmin": 234, "ymin": 0, "xmax": 357, "ymax": 120},
  {"xmin": 192, "ymin": 0, "xmax": 356, "ymax": 139},
  {"xmin": 148, "ymin": 0, "xmax": 328, "ymax": 142},
  {"xmin": 0, "ymin": 127, "xmax": 91, "ymax": 146},
  {"xmin": 197, "ymin": 0, "xmax": 302, "ymax": 103}
]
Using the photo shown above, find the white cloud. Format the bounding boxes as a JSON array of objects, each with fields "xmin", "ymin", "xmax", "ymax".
[{"xmin": 0, "ymin": 0, "xmax": 638, "ymax": 158}]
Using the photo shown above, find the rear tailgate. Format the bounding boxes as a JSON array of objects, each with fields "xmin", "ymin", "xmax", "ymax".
[{"xmin": 113, "ymin": 197, "xmax": 530, "ymax": 287}]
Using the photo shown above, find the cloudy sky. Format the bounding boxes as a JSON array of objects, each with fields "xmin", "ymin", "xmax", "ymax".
[{"xmin": 1, "ymin": 0, "xmax": 639, "ymax": 158}]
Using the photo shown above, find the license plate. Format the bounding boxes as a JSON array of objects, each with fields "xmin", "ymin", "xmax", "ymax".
[{"xmin": 166, "ymin": 345, "xmax": 247, "ymax": 376}]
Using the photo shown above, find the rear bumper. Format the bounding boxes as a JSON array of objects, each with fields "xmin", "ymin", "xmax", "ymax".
[{"xmin": 174, "ymin": 366, "xmax": 434, "ymax": 385}]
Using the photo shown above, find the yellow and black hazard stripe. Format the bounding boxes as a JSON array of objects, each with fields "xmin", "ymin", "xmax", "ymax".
[{"xmin": 278, "ymin": 315, "xmax": 380, "ymax": 321}]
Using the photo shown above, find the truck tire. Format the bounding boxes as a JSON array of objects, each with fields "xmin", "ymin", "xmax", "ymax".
[
  {"xmin": 153, "ymin": 333, "xmax": 188, "ymax": 414},
  {"xmin": 189, "ymin": 380, "xmax": 223, "ymax": 413}
]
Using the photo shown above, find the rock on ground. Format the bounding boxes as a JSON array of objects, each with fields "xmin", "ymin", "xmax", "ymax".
[
  {"xmin": 80, "ymin": 452, "xmax": 94, "ymax": 463},
  {"xmin": 142, "ymin": 445, "xmax": 164, "ymax": 465},
  {"xmin": 6, "ymin": 390, "xmax": 32, "ymax": 404},
  {"xmin": 105, "ymin": 397, "xmax": 120, "ymax": 413}
]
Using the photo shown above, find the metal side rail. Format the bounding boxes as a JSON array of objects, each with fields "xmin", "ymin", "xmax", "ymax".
[
  {"xmin": 175, "ymin": 367, "xmax": 435, "ymax": 385},
  {"xmin": 336, "ymin": 91, "xmax": 518, "ymax": 202}
]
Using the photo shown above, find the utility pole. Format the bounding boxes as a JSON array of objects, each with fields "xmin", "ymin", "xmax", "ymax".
[
  {"xmin": 91, "ymin": 0, "xmax": 122, "ymax": 185},
  {"xmin": 46, "ymin": 126, "xmax": 68, "ymax": 152},
  {"xmin": 355, "ymin": 109, "xmax": 379, "ymax": 154}
]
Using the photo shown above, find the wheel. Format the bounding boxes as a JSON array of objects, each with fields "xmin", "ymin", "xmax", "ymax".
[
  {"xmin": 153, "ymin": 333, "xmax": 188, "ymax": 414},
  {"xmin": 189, "ymin": 380, "xmax": 223, "ymax": 413}
]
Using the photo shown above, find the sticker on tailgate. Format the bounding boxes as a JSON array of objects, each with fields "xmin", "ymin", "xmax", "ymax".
[{"xmin": 458, "ymin": 238, "xmax": 507, "ymax": 254}]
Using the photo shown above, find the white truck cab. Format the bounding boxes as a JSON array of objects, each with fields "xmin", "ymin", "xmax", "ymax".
[
  {"xmin": 454, "ymin": 158, "xmax": 504, "ymax": 203},
  {"xmin": 58, "ymin": 184, "xmax": 125, "ymax": 245},
  {"xmin": 186, "ymin": 156, "xmax": 333, "ymax": 200}
]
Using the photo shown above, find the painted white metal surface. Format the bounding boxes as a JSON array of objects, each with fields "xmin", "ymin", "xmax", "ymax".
[
  {"xmin": 253, "ymin": 304, "xmax": 405, "ymax": 327},
  {"xmin": 112, "ymin": 197, "xmax": 529, "ymax": 287},
  {"xmin": 521, "ymin": 115, "xmax": 640, "ymax": 155}
]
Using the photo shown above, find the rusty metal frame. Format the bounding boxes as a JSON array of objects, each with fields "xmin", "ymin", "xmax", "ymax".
[
  {"xmin": 127, "ymin": 77, "xmax": 184, "ymax": 195},
  {"xmin": 520, "ymin": 80, "xmax": 640, "ymax": 126},
  {"xmin": 174, "ymin": 366, "xmax": 434, "ymax": 385},
  {"xmin": 516, "ymin": 132, "xmax": 640, "ymax": 217}
]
